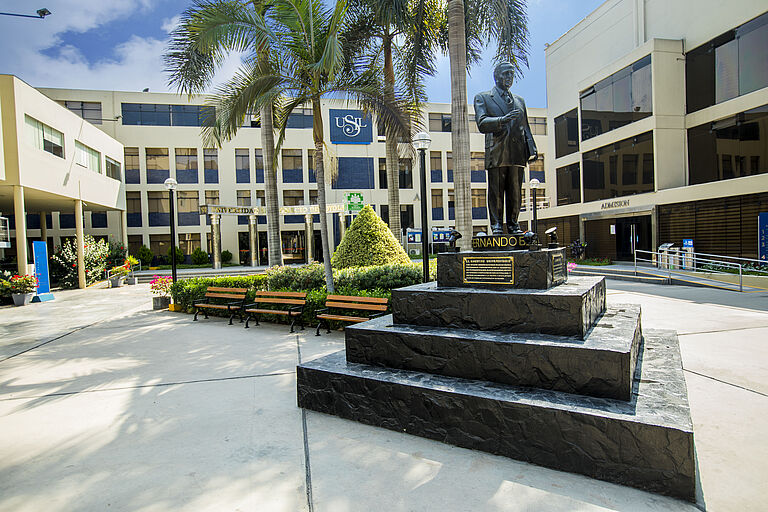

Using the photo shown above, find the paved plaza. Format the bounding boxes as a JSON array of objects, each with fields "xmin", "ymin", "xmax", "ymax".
[{"xmin": 0, "ymin": 281, "xmax": 766, "ymax": 511}]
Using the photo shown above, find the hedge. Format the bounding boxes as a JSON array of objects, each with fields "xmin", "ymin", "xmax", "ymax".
[{"xmin": 331, "ymin": 205, "xmax": 410, "ymax": 268}]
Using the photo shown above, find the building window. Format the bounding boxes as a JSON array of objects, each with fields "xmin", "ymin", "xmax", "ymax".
[
  {"xmin": 400, "ymin": 204, "xmax": 415, "ymax": 231},
  {"xmin": 25, "ymin": 115, "xmax": 64, "ymax": 158},
  {"xmin": 149, "ymin": 234, "xmax": 171, "ymax": 261},
  {"xmin": 254, "ymin": 149, "xmax": 265, "ymax": 183},
  {"xmin": 105, "ymin": 157, "xmax": 121, "ymax": 181},
  {"xmin": 430, "ymin": 151, "xmax": 442, "ymax": 182},
  {"xmin": 204, "ymin": 190, "xmax": 219, "ymax": 225},
  {"xmin": 429, "ymin": 113, "xmax": 451, "ymax": 132},
  {"xmin": 286, "ymin": 108, "xmax": 313, "ymax": 129},
  {"xmin": 470, "ymin": 152, "xmax": 486, "ymax": 183},
  {"xmin": 60, "ymin": 101, "xmax": 102, "ymax": 125},
  {"xmin": 446, "ymin": 152, "xmax": 454, "ymax": 182},
  {"xmin": 378, "ymin": 158, "xmax": 387, "ymax": 189},
  {"xmin": 471, "ymin": 189, "xmax": 487, "ymax": 219},
  {"xmin": 333, "ymin": 157, "xmax": 375, "ymax": 189},
  {"xmin": 147, "ymin": 191, "xmax": 170, "ymax": 226},
  {"xmin": 688, "ymin": 104, "xmax": 768, "ymax": 185},
  {"xmin": 128, "ymin": 234, "xmax": 143, "ymax": 256},
  {"xmin": 283, "ymin": 190, "xmax": 305, "ymax": 224},
  {"xmin": 282, "ymin": 149, "xmax": 303, "ymax": 183},
  {"xmin": 126, "ymin": 191, "xmax": 142, "ymax": 227},
  {"xmin": 580, "ymin": 55, "xmax": 652, "ymax": 142},
  {"xmin": 177, "ymin": 190, "xmax": 200, "ymax": 226},
  {"xmin": 121, "ymin": 103, "xmax": 215, "ymax": 126},
  {"xmin": 179, "ymin": 233, "xmax": 201, "ymax": 257},
  {"xmin": 204, "ymin": 148, "xmax": 218, "ymax": 184},
  {"xmin": 174, "ymin": 148, "xmax": 198, "ymax": 184},
  {"xmin": 556, "ymin": 163, "xmax": 581, "ymax": 206},
  {"xmin": 431, "ymin": 189, "xmax": 444, "ymax": 221},
  {"xmin": 399, "ymin": 158, "xmax": 413, "ymax": 189},
  {"xmin": 530, "ymin": 117, "xmax": 547, "ymax": 135},
  {"xmin": 582, "ymin": 132, "xmax": 654, "ymax": 203},
  {"xmin": 554, "ymin": 109, "xmax": 579, "ymax": 158},
  {"xmin": 447, "ymin": 190, "xmax": 455, "ymax": 220},
  {"xmin": 235, "ymin": 148, "xmax": 250, "ymax": 183},
  {"xmin": 125, "ymin": 147, "xmax": 140, "ymax": 184},
  {"xmin": 308, "ymin": 149, "xmax": 317, "ymax": 183},
  {"xmin": 75, "ymin": 141, "xmax": 102, "ymax": 173},
  {"xmin": 686, "ymin": 12, "xmax": 768, "ymax": 113},
  {"xmin": 236, "ymin": 190, "xmax": 251, "ymax": 225},
  {"xmin": 146, "ymin": 148, "xmax": 169, "ymax": 184},
  {"xmin": 529, "ymin": 154, "xmax": 545, "ymax": 182}
]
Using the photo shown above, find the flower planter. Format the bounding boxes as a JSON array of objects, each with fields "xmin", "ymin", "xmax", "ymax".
[
  {"xmin": 11, "ymin": 293, "xmax": 34, "ymax": 307},
  {"xmin": 153, "ymin": 296, "xmax": 171, "ymax": 310},
  {"xmin": 168, "ymin": 303, "xmax": 184, "ymax": 312},
  {"xmin": 125, "ymin": 276, "xmax": 137, "ymax": 285},
  {"xmin": 109, "ymin": 276, "xmax": 126, "ymax": 288}
]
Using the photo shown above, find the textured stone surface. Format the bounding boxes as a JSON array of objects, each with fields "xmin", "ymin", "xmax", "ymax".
[
  {"xmin": 438, "ymin": 248, "xmax": 567, "ymax": 290},
  {"xmin": 392, "ymin": 277, "xmax": 606, "ymax": 339},
  {"xmin": 346, "ymin": 304, "xmax": 641, "ymax": 400},
  {"xmin": 297, "ymin": 330, "xmax": 696, "ymax": 501}
]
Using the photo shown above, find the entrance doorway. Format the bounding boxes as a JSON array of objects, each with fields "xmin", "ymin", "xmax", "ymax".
[
  {"xmin": 281, "ymin": 231, "xmax": 306, "ymax": 264},
  {"xmin": 615, "ymin": 215, "xmax": 651, "ymax": 261}
]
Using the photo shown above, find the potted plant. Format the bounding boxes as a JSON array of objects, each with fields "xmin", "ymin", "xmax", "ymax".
[
  {"xmin": 4, "ymin": 274, "xmax": 38, "ymax": 306},
  {"xmin": 125, "ymin": 256, "xmax": 139, "ymax": 285},
  {"xmin": 150, "ymin": 275, "xmax": 172, "ymax": 310},
  {"xmin": 109, "ymin": 263, "xmax": 130, "ymax": 288}
]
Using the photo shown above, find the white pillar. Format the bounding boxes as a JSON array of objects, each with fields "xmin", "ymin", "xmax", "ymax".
[
  {"xmin": 13, "ymin": 185, "xmax": 28, "ymax": 275},
  {"xmin": 211, "ymin": 214, "xmax": 221, "ymax": 269},
  {"xmin": 75, "ymin": 199, "xmax": 86, "ymax": 289},
  {"xmin": 249, "ymin": 215, "xmax": 258, "ymax": 267},
  {"xmin": 305, "ymin": 214, "xmax": 314, "ymax": 263},
  {"xmin": 121, "ymin": 210, "xmax": 129, "ymax": 248}
]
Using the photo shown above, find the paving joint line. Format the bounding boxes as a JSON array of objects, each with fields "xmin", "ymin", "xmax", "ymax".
[
  {"xmin": 0, "ymin": 371, "xmax": 294, "ymax": 402},
  {"xmin": 296, "ymin": 335, "xmax": 315, "ymax": 512},
  {"xmin": 677, "ymin": 324, "xmax": 768, "ymax": 336},
  {"xmin": 683, "ymin": 369, "xmax": 768, "ymax": 398}
]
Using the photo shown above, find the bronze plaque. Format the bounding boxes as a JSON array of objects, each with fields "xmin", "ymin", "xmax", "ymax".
[
  {"xmin": 552, "ymin": 253, "xmax": 564, "ymax": 276},
  {"xmin": 462, "ymin": 256, "xmax": 514, "ymax": 285}
]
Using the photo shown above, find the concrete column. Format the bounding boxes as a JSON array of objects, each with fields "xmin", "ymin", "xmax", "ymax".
[
  {"xmin": 120, "ymin": 210, "xmax": 129, "ymax": 248},
  {"xmin": 305, "ymin": 214, "xmax": 314, "ymax": 263},
  {"xmin": 249, "ymin": 215, "xmax": 258, "ymax": 267},
  {"xmin": 40, "ymin": 211, "xmax": 48, "ymax": 247},
  {"xmin": 75, "ymin": 199, "xmax": 86, "ymax": 289},
  {"xmin": 339, "ymin": 213, "xmax": 347, "ymax": 244},
  {"xmin": 211, "ymin": 214, "xmax": 221, "ymax": 269},
  {"xmin": 13, "ymin": 186, "xmax": 28, "ymax": 275}
]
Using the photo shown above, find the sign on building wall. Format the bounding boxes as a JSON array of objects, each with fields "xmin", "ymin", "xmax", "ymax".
[
  {"xmin": 345, "ymin": 192, "xmax": 365, "ymax": 213},
  {"xmin": 329, "ymin": 109, "xmax": 372, "ymax": 144},
  {"xmin": 0, "ymin": 217, "xmax": 9, "ymax": 249},
  {"xmin": 759, "ymin": 212, "xmax": 768, "ymax": 262}
]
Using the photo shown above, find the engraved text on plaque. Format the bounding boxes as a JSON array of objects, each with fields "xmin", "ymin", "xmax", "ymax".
[{"xmin": 462, "ymin": 256, "xmax": 515, "ymax": 285}]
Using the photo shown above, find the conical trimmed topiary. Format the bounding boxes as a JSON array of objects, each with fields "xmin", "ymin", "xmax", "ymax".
[{"xmin": 331, "ymin": 205, "xmax": 411, "ymax": 269}]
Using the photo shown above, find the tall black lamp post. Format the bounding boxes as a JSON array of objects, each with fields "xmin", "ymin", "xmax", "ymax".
[
  {"xmin": 164, "ymin": 178, "xmax": 178, "ymax": 284},
  {"xmin": 413, "ymin": 131, "xmax": 432, "ymax": 283},
  {"xmin": 530, "ymin": 178, "xmax": 540, "ymax": 235}
]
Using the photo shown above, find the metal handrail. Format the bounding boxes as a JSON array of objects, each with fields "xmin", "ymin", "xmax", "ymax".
[{"xmin": 634, "ymin": 249, "xmax": 745, "ymax": 292}]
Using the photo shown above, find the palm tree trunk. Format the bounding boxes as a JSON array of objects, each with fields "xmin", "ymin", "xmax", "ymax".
[
  {"xmin": 312, "ymin": 97, "xmax": 335, "ymax": 292},
  {"xmin": 383, "ymin": 36, "xmax": 402, "ymax": 243},
  {"xmin": 447, "ymin": 0, "xmax": 472, "ymax": 250},
  {"xmin": 261, "ymin": 102, "xmax": 282, "ymax": 267}
]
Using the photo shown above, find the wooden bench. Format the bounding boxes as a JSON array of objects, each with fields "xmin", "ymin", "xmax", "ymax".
[
  {"xmin": 315, "ymin": 295, "xmax": 389, "ymax": 336},
  {"xmin": 193, "ymin": 287, "xmax": 248, "ymax": 325},
  {"xmin": 244, "ymin": 291, "xmax": 307, "ymax": 332}
]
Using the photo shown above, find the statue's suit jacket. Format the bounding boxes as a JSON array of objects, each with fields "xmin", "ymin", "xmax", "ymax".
[{"xmin": 474, "ymin": 86, "xmax": 537, "ymax": 169}]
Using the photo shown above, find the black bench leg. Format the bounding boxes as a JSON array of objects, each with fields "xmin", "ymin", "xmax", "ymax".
[
  {"xmin": 290, "ymin": 317, "xmax": 296, "ymax": 334},
  {"xmin": 193, "ymin": 308, "xmax": 199, "ymax": 321},
  {"xmin": 315, "ymin": 321, "xmax": 323, "ymax": 336},
  {"xmin": 228, "ymin": 312, "xmax": 235, "ymax": 325},
  {"xmin": 203, "ymin": 310, "xmax": 209, "ymax": 319},
  {"xmin": 244, "ymin": 314, "xmax": 251, "ymax": 328}
]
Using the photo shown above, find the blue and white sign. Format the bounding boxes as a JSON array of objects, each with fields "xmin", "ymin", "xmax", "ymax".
[
  {"xmin": 330, "ymin": 109, "xmax": 372, "ymax": 145},
  {"xmin": 32, "ymin": 240, "xmax": 54, "ymax": 302},
  {"xmin": 759, "ymin": 212, "xmax": 768, "ymax": 262},
  {"xmin": 432, "ymin": 229, "xmax": 452, "ymax": 242},
  {"xmin": 683, "ymin": 239, "xmax": 693, "ymax": 248}
]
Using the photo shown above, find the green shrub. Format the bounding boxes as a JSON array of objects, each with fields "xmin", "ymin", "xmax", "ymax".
[
  {"xmin": 191, "ymin": 248, "xmax": 210, "ymax": 265},
  {"xmin": 265, "ymin": 263, "xmax": 325, "ymax": 291},
  {"xmin": 50, "ymin": 235, "xmax": 110, "ymax": 288},
  {"xmin": 331, "ymin": 205, "xmax": 410, "ymax": 269},
  {"xmin": 137, "ymin": 245, "xmax": 153, "ymax": 267},
  {"xmin": 170, "ymin": 274, "xmax": 268, "ymax": 312},
  {"xmin": 167, "ymin": 246, "xmax": 185, "ymax": 264},
  {"xmin": 221, "ymin": 250, "xmax": 233, "ymax": 263},
  {"xmin": 106, "ymin": 239, "xmax": 128, "ymax": 268}
]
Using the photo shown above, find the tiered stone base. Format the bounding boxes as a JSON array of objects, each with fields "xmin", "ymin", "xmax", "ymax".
[{"xmin": 297, "ymin": 330, "xmax": 695, "ymax": 500}]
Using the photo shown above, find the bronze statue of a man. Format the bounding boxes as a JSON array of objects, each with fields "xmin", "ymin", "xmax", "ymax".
[{"xmin": 474, "ymin": 62, "xmax": 537, "ymax": 235}]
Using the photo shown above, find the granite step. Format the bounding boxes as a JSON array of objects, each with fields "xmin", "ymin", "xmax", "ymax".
[
  {"xmin": 297, "ymin": 329, "xmax": 696, "ymax": 501},
  {"xmin": 391, "ymin": 276, "xmax": 606, "ymax": 339},
  {"xmin": 346, "ymin": 304, "xmax": 641, "ymax": 401}
]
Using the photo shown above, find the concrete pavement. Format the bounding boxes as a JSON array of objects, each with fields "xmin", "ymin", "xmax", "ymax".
[{"xmin": 0, "ymin": 282, "xmax": 766, "ymax": 511}]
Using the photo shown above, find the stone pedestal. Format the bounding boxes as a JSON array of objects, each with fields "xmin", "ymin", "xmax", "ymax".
[{"xmin": 297, "ymin": 248, "xmax": 696, "ymax": 501}]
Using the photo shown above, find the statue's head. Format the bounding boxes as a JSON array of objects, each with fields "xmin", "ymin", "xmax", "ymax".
[{"xmin": 493, "ymin": 62, "xmax": 515, "ymax": 91}]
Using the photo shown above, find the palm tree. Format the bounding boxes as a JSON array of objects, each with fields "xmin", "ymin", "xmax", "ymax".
[
  {"xmin": 167, "ymin": 0, "xmax": 407, "ymax": 292},
  {"xmin": 346, "ymin": 0, "xmax": 442, "ymax": 241},
  {"xmin": 445, "ymin": 0, "xmax": 530, "ymax": 248}
]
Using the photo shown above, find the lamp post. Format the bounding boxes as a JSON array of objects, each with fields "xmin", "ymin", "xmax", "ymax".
[
  {"xmin": 413, "ymin": 131, "xmax": 432, "ymax": 283},
  {"xmin": 164, "ymin": 178, "xmax": 178, "ymax": 284},
  {"xmin": 0, "ymin": 8, "xmax": 51, "ymax": 19},
  {"xmin": 530, "ymin": 178, "xmax": 540, "ymax": 235}
]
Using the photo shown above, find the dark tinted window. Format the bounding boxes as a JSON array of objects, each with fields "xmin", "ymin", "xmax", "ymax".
[
  {"xmin": 121, "ymin": 104, "xmax": 214, "ymax": 126},
  {"xmin": 556, "ymin": 163, "xmax": 581, "ymax": 205},
  {"xmin": 582, "ymin": 132, "xmax": 654, "ymax": 203},
  {"xmin": 554, "ymin": 109, "xmax": 579, "ymax": 158}
]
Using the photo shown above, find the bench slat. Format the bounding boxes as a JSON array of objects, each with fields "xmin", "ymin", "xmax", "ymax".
[
  {"xmin": 325, "ymin": 301, "xmax": 387, "ymax": 312},
  {"xmin": 197, "ymin": 304, "xmax": 232, "ymax": 310},
  {"xmin": 245, "ymin": 308, "xmax": 298, "ymax": 316},
  {"xmin": 257, "ymin": 291, "xmax": 307, "ymax": 298},
  {"xmin": 253, "ymin": 298, "xmax": 306, "ymax": 305},
  {"xmin": 326, "ymin": 295, "xmax": 388, "ymax": 304},
  {"xmin": 207, "ymin": 287, "xmax": 248, "ymax": 293},
  {"xmin": 205, "ymin": 293, "xmax": 247, "ymax": 300},
  {"xmin": 317, "ymin": 314, "xmax": 369, "ymax": 323}
]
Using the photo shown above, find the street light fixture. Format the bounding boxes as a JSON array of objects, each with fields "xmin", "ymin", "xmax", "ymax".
[
  {"xmin": 530, "ymin": 178, "xmax": 540, "ymax": 236},
  {"xmin": 413, "ymin": 131, "xmax": 432, "ymax": 283},
  {"xmin": 0, "ymin": 8, "xmax": 51, "ymax": 19},
  {"xmin": 164, "ymin": 177, "xmax": 178, "ymax": 285}
]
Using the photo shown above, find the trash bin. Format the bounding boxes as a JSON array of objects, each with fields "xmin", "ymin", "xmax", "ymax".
[
  {"xmin": 669, "ymin": 247, "xmax": 681, "ymax": 269},
  {"xmin": 658, "ymin": 243, "xmax": 674, "ymax": 269}
]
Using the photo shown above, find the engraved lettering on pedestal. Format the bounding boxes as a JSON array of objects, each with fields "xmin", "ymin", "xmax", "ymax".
[
  {"xmin": 552, "ymin": 253, "xmax": 564, "ymax": 276},
  {"xmin": 462, "ymin": 256, "xmax": 514, "ymax": 284}
]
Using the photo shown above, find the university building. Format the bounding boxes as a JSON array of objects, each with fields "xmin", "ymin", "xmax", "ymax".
[{"xmin": 540, "ymin": 0, "xmax": 768, "ymax": 261}]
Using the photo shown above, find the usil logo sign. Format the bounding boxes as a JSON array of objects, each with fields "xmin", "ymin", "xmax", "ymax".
[{"xmin": 334, "ymin": 114, "xmax": 367, "ymax": 137}]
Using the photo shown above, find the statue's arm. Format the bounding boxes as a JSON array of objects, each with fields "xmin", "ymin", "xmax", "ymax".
[{"xmin": 474, "ymin": 94, "xmax": 504, "ymax": 134}]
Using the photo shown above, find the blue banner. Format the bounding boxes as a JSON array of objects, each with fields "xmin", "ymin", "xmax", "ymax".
[
  {"xmin": 33, "ymin": 241, "xmax": 54, "ymax": 302},
  {"xmin": 759, "ymin": 212, "xmax": 768, "ymax": 262},
  {"xmin": 433, "ymin": 229, "xmax": 452, "ymax": 242},
  {"xmin": 329, "ymin": 109, "xmax": 372, "ymax": 144}
]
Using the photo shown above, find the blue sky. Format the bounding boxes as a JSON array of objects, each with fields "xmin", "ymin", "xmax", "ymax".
[{"xmin": 0, "ymin": 0, "xmax": 603, "ymax": 107}]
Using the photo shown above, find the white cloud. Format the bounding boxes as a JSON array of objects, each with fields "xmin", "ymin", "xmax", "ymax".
[{"xmin": 161, "ymin": 15, "xmax": 181, "ymax": 34}]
